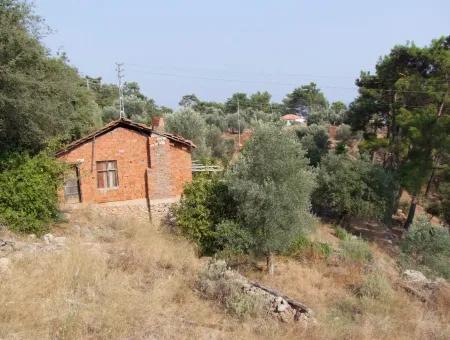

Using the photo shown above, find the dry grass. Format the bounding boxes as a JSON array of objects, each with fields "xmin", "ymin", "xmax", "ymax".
[{"xmin": 1, "ymin": 210, "xmax": 449, "ymax": 339}]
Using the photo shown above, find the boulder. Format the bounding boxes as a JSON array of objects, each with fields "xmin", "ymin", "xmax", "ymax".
[{"xmin": 403, "ymin": 269, "xmax": 431, "ymax": 286}]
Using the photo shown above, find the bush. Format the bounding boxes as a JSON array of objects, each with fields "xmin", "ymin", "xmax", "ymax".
[
  {"xmin": 174, "ymin": 175, "xmax": 237, "ymax": 254},
  {"xmin": 341, "ymin": 238, "xmax": 373, "ymax": 263},
  {"xmin": 0, "ymin": 152, "xmax": 65, "ymax": 234},
  {"xmin": 312, "ymin": 153, "xmax": 397, "ymax": 222},
  {"xmin": 336, "ymin": 124, "xmax": 352, "ymax": 142},
  {"xmin": 296, "ymin": 124, "xmax": 329, "ymax": 166},
  {"xmin": 400, "ymin": 217, "xmax": 450, "ymax": 279},
  {"xmin": 358, "ymin": 272, "xmax": 393, "ymax": 300}
]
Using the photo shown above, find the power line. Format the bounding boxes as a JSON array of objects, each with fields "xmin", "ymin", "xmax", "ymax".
[
  {"xmin": 116, "ymin": 62, "xmax": 125, "ymax": 119},
  {"xmin": 125, "ymin": 67, "xmax": 449, "ymax": 95},
  {"xmin": 126, "ymin": 63, "xmax": 450, "ymax": 86}
]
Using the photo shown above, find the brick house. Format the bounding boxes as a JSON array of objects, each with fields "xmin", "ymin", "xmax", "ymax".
[{"xmin": 56, "ymin": 117, "xmax": 195, "ymax": 210}]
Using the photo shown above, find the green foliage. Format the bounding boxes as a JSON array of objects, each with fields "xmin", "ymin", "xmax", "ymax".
[
  {"xmin": 336, "ymin": 124, "xmax": 352, "ymax": 142},
  {"xmin": 205, "ymin": 126, "xmax": 234, "ymax": 164},
  {"xmin": 214, "ymin": 220, "xmax": 252, "ymax": 254},
  {"xmin": 166, "ymin": 109, "xmax": 210, "ymax": 159},
  {"xmin": 0, "ymin": 152, "xmax": 66, "ymax": 234},
  {"xmin": 334, "ymin": 226, "xmax": 351, "ymax": 241},
  {"xmin": 286, "ymin": 233, "xmax": 332, "ymax": 260},
  {"xmin": 347, "ymin": 36, "xmax": 450, "ymax": 226},
  {"xmin": 335, "ymin": 142, "xmax": 347, "ymax": 155},
  {"xmin": 228, "ymin": 124, "xmax": 317, "ymax": 257},
  {"xmin": 174, "ymin": 175, "xmax": 237, "ymax": 254},
  {"xmin": 313, "ymin": 153, "xmax": 397, "ymax": 221},
  {"xmin": 358, "ymin": 272, "xmax": 393, "ymax": 300},
  {"xmin": 296, "ymin": 124, "xmax": 329, "ymax": 166},
  {"xmin": 340, "ymin": 238, "xmax": 373, "ymax": 263},
  {"xmin": 400, "ymin": 217, "xmax": 450, "ymax": 279},
  {"xmin": 0, "ymin": 0, "xmax": 102, "ymax": 154},
  {"xmin": 283, "ymin": 82, "xmax": 328, "ymax": 116}
]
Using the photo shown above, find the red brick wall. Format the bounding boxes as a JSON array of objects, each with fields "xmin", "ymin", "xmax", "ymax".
[{"xmin": 59, "ymin": 127, "xmax": 192, "ymax": 204}]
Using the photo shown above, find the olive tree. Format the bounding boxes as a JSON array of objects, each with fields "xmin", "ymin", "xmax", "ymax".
[{"xmin": 228, "ymin": 124, "xmax": 316, "ymax": 274}]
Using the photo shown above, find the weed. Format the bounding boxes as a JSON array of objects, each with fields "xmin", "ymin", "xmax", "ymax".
[{"xmin": 340, "ymin": 238, "xmax": 373, "ymax": 263}]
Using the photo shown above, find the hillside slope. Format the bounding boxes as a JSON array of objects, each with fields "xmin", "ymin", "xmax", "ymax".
[{"xmin": 0, "ymin": 210, "xmax": 449, "ymax": 339}]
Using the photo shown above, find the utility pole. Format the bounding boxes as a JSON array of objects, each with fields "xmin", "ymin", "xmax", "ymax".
[
  {"xmin": 116, "ymin": 62, "xmax": 125, "ymax": 119},
  {"xmin": 237, "ymin": 98, "xmax": 241, "ymax": 148}
]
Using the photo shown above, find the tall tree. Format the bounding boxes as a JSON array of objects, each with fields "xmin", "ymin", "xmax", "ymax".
[
  {"xmin": 0, "ymin": 0, "xmax": 102, "ymax": 153},
  {"xmin": 283, "ymin": 83, "xmax": 328, "ymax": 116},
  {"xmin": 179, "ymin": 94, "xmax": 200, "ymax": 109},
  {"xmin": 347, "ymin": 36, "xmax": 450, "ymax": 228}
]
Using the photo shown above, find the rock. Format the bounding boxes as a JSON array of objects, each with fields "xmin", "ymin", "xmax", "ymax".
[
  {"xmin": 403, "ymin": 269, "xmax": 431, "ymax": 285},
  {"xmin": 273, "ymin": 296, "xmax": 289, "ymax": 312},
  {"xmin": 0, "ymin": 257, "xmax": 11, "ymax": 274},
  {"xmin": 43, "ymin": 233, "xmax": 55, "ymax": 244},
  {"xmin": 28, "ymin": 234, "xmax": 36, "ymax": 240}
]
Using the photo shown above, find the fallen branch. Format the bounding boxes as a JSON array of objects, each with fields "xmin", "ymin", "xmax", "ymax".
[{"xmin": 250, "ymin": 281, "xmax": 313, "ymax": 316}]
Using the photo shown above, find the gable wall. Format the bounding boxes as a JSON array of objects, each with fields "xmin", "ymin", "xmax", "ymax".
[{"xmin": 59, "ymin": 127, "xmax": 192, "ymax": 204}]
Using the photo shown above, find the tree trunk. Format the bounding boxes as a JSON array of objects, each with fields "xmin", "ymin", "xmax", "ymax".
[
  {"xmin": 393, "ymin": 187, "xmax": 404, "ymax": 214},
  {"xmin": 404, "ymin": 195, "xmax": 418, "ymax": 230},
  {"xmin": 425, "ymin": 167, "xmax": 435, "ymax": 197},
  {"xmin": 266, "ymin": 252, "xmax": 274, "ymax": 276}
]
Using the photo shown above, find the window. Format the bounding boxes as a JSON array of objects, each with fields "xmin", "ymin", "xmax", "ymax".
[{"xmin": 97, "ymin": 161, "xmax": 118, "ymax": 189}]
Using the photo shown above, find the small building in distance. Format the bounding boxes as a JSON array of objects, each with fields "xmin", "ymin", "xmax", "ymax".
[
  {"xmin": 56, "ymin": 117, "xmax": 195, "ymax": 214},
  {"xmin": 280, "ymin": 114, "xmax": 306, "ymax": 126}
]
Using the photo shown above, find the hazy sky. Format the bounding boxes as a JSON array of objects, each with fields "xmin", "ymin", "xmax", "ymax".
[{"xmin": 35, "ymin": 0, "xmax": 450, "ymax": 109}]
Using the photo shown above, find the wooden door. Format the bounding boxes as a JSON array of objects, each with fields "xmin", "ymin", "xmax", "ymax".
[{"xmin": 64, "ymin": 166, "xmax": 81, "ymax": 203}]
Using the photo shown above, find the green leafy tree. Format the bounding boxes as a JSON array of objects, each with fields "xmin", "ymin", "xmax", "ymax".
[
  {"xmin": 313, "ymin": 153, "xmax": 397, "ymax": 222},
  {"xmin": 249, "ymin": 91, "xmax": 272, "ymax": 112},
  {"xmin": 166, "ymin": 109, "xmax": 210, "ymax": 159},
  {"xmin": 179, "ymin": 94, "xmax": 200, "ymax": 109},
  {"xmin": 347, "ymin": 36, "xmax": 450, "ymax": 228},
  {"xmin": 283, "ymin": 82, "xmax": 328, "ymax": 116},
  {"xmin": 228, "ymin": 124, "xmax": 316, "ymax": 274},
  {"xmin": 296, "ymin": 124, "xmax": 329, "ymax": 166},
  {"xmin": 224, "ymin": 93, "xmax": 250, "ymax": 113},
  {"xmin": 0, "ymin": 0, "xmax": 102, "ymax": 154}
]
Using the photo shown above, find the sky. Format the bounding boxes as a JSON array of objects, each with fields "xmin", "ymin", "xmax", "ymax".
[{"xmin": 35, "ymin": 0, "xmax": 450, "ymax": 109}]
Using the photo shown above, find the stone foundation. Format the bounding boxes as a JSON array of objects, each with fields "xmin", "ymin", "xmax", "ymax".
[{"xmin": 61, "ymin": 197, "xmax": 179, "ymax": 224}]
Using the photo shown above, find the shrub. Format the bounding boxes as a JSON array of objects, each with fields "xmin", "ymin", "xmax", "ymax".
[
  {"xmin": 296, "ymin": 124, "xmax": 329, "ymax": 166},
  {"xmin": 214, "ymin": 220, "xmax": 252, "ymax": 254},
  {"xmin": 341, "ymin": 238, "xmax": 373, "ymax": 263},
  {"xmin": 336, "ymin": 124, "xmax": 352, "ymax": 142},
  {"xmin": 0, "ymin": 152, "xmax": 66, "ymax": 234},
  {"xmin": 400, "ymin": 217, "xmax": 450, "ymax": 279},
  {"xmin": 358, "ymin": 272, "xmax": 393, "ymax": 300},
  {"xmin": 312, "ymin": 153, "xmax": 397, "ymax": 222},
  {"xmin": 174, "ymin": 175, "xmax": 237, "ymax": 254}
]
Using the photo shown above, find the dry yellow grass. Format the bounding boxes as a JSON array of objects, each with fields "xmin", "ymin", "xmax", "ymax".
[{"xmin": 0, "ymin": 210, "xmax": 449, "ymax": 339}]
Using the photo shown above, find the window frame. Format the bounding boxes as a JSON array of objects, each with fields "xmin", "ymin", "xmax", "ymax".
[{"xmin": 96, "ymin": 160, "xmax": 119, "ymax": 190}]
